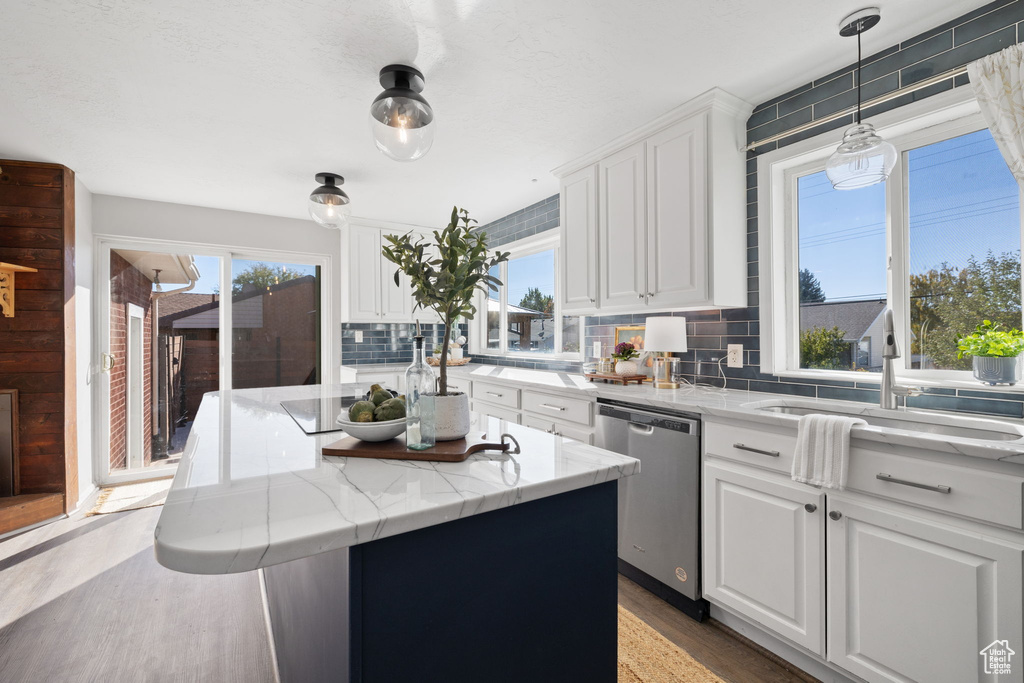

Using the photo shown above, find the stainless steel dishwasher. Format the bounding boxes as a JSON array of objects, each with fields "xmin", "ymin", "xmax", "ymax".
[{"xmin": 596, "ymin": 399, "xmax": 708, "ymax": 621}]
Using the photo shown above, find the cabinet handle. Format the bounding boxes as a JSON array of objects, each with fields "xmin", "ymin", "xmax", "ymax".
[
  {"xmin": 732, "ymin": 443, "xmax": 780, "ymax": 457},
  {"xmin": 486, "ymin": 391, "xmax": 504, "ymax": 398},
  {"xmin": 828, "ymin": 510, "xmax": 842, "ymax": 521},
  {"xmin": 876, "ymin": 473, "xmax": 951, "ymax": 494},
  {"xmin": 804, "ymin": 503, "xmax": 817, "ymax": 513},
  {"xmin": 539, "ymin": 403, "xmax": 566, "ymax": 412},
  {"xmin": 589, "ymin": 297, "xmax": 596, "ymax": 304},
  {"xmin": 648, "ymin": 292, "xmax": 654, "ymax": 298},
  {"xmin": 637, "ymin": 293, "xmax": 644, "ymax": 300}
]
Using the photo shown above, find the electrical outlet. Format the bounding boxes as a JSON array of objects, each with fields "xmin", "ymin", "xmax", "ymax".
[
  {"xmin": 354, "ymin": 330, "xmax": 363, "ymax": 343},
  {"xmin": 727, "ymin": 344, "xmax": 743, "ymax": 368},
  {"xmin": 593, "ymin": 341, "xmax": 602, "ymax": 358}
]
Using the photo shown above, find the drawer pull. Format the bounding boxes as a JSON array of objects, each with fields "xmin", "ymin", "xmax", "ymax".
[
  {"xmin": 733, "ymin": 443, "xmax": 780, "ymax": 457},
  {"xmin": 486, "ymin": 391, "xmax": 504, "ymax": 398},
  {"xmin": 539, "ymin": 403, "xmax": 567, "ymax": 412},
  {"xmin": 876, "ymin": 473, "xmax": 951, "ymax": 494}
]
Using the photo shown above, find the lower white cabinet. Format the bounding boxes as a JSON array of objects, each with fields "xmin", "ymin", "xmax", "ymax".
[
  {"xmin": 703, "ymin": 423, "xmax": 1024, "ymax": 683},
  {"xmin": 470, "ymin": 400, "xmax": 521, "ymax": 424},
  {"xmin": 339, "ymin": 367, "xmax": 404, "ymax": 393},
  {"xmin": 826, "ymin": 494, "xmax": 1024, "ymax": 683},
  {"xmin": 703, "ymin": 460, "xmax": 825, "ymax": 655},
  {"xmin": 522, "ymin": 414, "xmax": 595, "ymax": 444}
]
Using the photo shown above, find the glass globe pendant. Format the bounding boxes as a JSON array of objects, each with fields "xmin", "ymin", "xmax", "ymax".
[
  {"xmin": 826, "ymin": 123, "xmax": 898, "ymax": 189},
  {"xmin": 369, "ymin": 64, "xmax": 434, "ymax": 162},
  {"xmin": 308, "ymin": 173, "xmax": 350, "ymax": 229},
  {"xmin": 826, "ymin": 8, "xmax": 897, "ymax": 190}
]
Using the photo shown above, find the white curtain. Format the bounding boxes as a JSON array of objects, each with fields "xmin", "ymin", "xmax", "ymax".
[{"xmin": 969, "ymin": 43, "xmax": 1024, "ymax": 184}]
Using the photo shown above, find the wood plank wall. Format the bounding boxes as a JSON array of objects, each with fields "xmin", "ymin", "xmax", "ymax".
[{"xmin": 0, "ymin": 159, "xmax": 77, "ymax": 513}]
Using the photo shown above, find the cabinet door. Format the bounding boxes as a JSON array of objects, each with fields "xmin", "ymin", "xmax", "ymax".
[
  {"xmin": 646, "ymin": 115, "xmax": 708, "ymax": 308},
  {"xmin": 379, "ymin": 255, "xmax": 412, "ymax": 321},
  {"xmin": 703, "ymin": 461, "xmax": 825, "ymax": 655},
  {"xmin": 826, "ymin": 495, "xmax": 1024, "ymax": 683},
  {"xmin": 560, "ymin": 165, "xmax": 599, "ymax": 313},
  {"xmin": 350, "ymin": 228, "xmax": 382, "ymax": 321},
  {"xmin": 598, "ymin": 142, "xmax": 647, "ymax": 310}
]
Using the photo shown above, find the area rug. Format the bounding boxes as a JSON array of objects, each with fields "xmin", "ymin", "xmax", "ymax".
[
  {"xmin": 87, "ymin": 478, "xmax": 173, "ymax": 516},
  {"xmin": 619, "ymin": 605, "xmax": 723, "ymax": 682}
]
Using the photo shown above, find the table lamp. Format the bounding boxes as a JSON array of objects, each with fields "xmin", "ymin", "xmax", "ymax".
[{"xmin": 644, "ymin": 316, "xmax": 688, "ymax": 389}]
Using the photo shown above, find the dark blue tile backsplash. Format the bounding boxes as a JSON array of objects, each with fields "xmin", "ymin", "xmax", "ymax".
[{"xmin": 342, "ymin": 0, "xmax": 1024, "ymax": 419}]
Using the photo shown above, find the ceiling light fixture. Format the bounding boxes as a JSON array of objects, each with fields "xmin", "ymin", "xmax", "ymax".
[
  {"xmin": 825, "ymin": 8, "xmax": 897, "ymax": 190},
  {"xmin": 369, "ymin": 64, "xmax": 435, "ymax": 162},
  {"xmin": 308, "ymin": 172, "xmax": 350, "ymax": 229}
]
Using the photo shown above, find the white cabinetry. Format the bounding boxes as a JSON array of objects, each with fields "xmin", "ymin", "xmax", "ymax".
[
  {"xmin": 703, "ymin": 460, "xmax": 825, "ymax": 655},
  {"xmin": 598, "ymin": 142, "xmax": 647, "ymax": 309},
  {"xmin": 555, "ymin": 88, "xmax": 751, "ymax": 315},
  {"xmin": 826, "ymin": 495, "xmax": 1023, "ymax": 683},
  {"xmin": 339, "ymin": 366, "xmax": 405, "ymax": 393},
  {"xmin": 342, "ymin": 225, "xmax": 415, "ymax": 323},
  {"xmin": 703, "ymin": 419, "xmax": 1024, "ymax": 683},
  {"xmin": 464, "ymin": 378, "xmax": 596, "ymax": 443},
  {"xmin": 559, "ymin": 166, "xmax": 598, "ymax": 311}
]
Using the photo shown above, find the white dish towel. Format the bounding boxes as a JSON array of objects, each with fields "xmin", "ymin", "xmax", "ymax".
[{"xmin": 791, "ymin": 414, "xmax": 866, "ymax": 490}]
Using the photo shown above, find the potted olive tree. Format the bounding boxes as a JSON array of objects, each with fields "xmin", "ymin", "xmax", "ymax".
[
  {"xmin": 957, "ymin": 320, "xmax": 1024, "ymax": 386},
  {"xmin": 383, "ymin": 207, "xmax": 508, "ymax": 440}
]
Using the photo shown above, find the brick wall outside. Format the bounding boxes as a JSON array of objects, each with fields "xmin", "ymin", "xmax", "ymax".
[
  {"xmin": 232, "ymin": 276, "xmax": 319, "ymax": 388},
  {"xmin": 109, "ymin": 252, "xmax": 153, "ymax": 469}
]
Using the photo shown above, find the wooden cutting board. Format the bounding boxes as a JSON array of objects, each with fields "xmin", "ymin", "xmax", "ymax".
[{"xmin": 321, "ymin": 431, "xmax": 510, "ymax": 462}]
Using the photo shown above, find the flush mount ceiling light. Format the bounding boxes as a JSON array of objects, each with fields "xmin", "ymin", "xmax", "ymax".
[
  {"xmin": 308, "ymin": 172, "xmax": 350, "ymax": 229},
  {"xmin": 369, "ymin": 64, "xmax": 435, "ymax": 162},
  {"xmin": 825, "ymin": 7, "xmax": 898, "ymax": 190}
]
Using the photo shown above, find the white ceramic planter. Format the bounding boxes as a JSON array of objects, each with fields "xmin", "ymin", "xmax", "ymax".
[
  {"xmin": 429, "ymin": 391, "xmax": 471, "ymax": 441},
  {"xmin": 615, "ymin": 359, "xmax": 639, "ymax": 376},
  {"xmin": 973, "ymin": 355, "xmax": 1021, "ymax": 386}
]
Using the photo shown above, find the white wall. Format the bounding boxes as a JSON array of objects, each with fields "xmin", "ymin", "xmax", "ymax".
[
  {"xmin": 91, "ymin": 194, "xmax": 343, "ymax": 376},
  {"xmin": 74, "ymin": 178, "xmax": 95, "ymax": 506}
]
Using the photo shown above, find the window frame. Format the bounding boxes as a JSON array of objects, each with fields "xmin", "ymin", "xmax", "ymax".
[
  {"xmin": 758, "ymin": 86, "xmax": 1024, "ymax": 385},
  {"xmin": 473, "ymin": 231, "xmax": 582, "ymax": 360}
]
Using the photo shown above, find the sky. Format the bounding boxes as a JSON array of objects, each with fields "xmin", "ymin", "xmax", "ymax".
[
  {"xmin": 489, "ymin": 250, "xmax": 556, "ymax": 308},
  {"xmin": 798, "ymin": 128, "xmax": 1020, "ymax": 302},
  {"xmin": 163, "ymin": 255, "xmax": 317, "ymax": 294}
]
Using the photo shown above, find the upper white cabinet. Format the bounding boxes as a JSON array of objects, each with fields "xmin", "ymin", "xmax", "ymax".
[
  {"xmin": 342, "ymin": 224, "xmax": 421, "ymax": 323},
  {"xmin": 555, "ymin": 88, "xmax": 751, "ymax": 314},
  {"xmin": 560, "ymin": 166, "xmax": 599, "ymax": 310}
]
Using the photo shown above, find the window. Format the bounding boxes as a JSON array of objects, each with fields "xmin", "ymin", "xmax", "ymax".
[
  {"xmin": 477, "ymin": 233, "xmax": 581, "ymax": 358},
  {"xmin": 760, "ymin": 88, "xmax": 1023, "ymax": 381}
]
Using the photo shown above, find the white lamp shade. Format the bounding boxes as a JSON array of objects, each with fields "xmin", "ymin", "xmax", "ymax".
[{"xmin": 644, "ymin": 316, "xmax": 688, "ymax": 353}]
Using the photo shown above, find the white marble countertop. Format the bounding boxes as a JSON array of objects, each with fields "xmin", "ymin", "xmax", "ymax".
[
  {"xmin": 438, "ymin": 364, "xmax": 1024, "ymax": 465},
  {"xmin": 153, "ymin": 384, "xmax": 639, "ymax": 575}
]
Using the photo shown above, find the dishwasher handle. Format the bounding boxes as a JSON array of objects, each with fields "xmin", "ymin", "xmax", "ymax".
[{"xmin": 628, "ymin": 422, "xmax": 655, "ymax": 435}]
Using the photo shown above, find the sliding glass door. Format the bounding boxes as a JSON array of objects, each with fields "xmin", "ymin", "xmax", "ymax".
[{"xmin": 98, "ymin": 242, "xmax": 329, "ymax": 485}]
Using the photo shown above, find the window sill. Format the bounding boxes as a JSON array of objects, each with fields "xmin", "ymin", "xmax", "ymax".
[{"xmin": 771, "ymin": 369, "xmax": 1024, "ymax": 395}]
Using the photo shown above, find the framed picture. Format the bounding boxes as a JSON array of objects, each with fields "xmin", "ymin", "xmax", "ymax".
[
  {"xmin": 613, "ymin": 325, "xmax": 655, "ymax": 378},
  {"xmin": 614, "ymin": 325, "xmax": 646, "ymax": 350}
]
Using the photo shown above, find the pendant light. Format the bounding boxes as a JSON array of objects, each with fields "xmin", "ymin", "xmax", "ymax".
[
  {"xmin": 825, "ymin": 8, "xmax": 897, "ymax": 190},
  {"xmin": 369, "ymin": 64, "xmax": 435, "ymax": 162},
  {"xmin": 308, "ymin": 173, "xmax": 350, "ymax": 229}
]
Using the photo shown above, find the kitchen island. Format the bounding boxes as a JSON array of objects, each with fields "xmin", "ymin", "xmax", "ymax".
[{"xmin": 154, "ymin": 384, "xmax": 639, "ymax": 683}]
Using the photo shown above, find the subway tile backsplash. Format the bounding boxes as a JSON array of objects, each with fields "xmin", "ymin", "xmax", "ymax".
[{"xmin": 342, "ymin": 1, "xmax": 1024, "ymax": 418}]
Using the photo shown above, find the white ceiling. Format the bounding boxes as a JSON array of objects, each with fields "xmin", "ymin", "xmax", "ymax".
[{"xmin": 0, "ymin": 0, "xmax": 988, "ymax": 227}]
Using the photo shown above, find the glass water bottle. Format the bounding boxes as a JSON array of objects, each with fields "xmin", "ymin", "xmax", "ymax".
[{"xmin": 405, "ymin": 334, "xmax": 436, "ymax": 450}]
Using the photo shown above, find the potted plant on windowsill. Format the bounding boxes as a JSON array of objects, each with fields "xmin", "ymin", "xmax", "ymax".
[
  {"xmin": 383, "ymin": 207, "xmax": 508, "ymax": 440},
  {"xmin": 957, "ymin": 320, "xmax": 1024, "ymax": 386}
]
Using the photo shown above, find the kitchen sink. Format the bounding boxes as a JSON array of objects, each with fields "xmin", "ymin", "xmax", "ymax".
[{"xmin": 747, "ymin": 399, "xmax": 1024, "ymax": 442}]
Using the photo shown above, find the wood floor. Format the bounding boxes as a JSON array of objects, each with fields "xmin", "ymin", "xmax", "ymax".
[
  {"xmin": 618, "ymin": 575, "xmax": 818, "ymax": 683},
  {"xmin": 0, "ymin": 502, "xmax": 813, "ymax": 682},
  {"xmin": 0, "ymin": 504, "xmax": 275, "ymax": 683}
]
